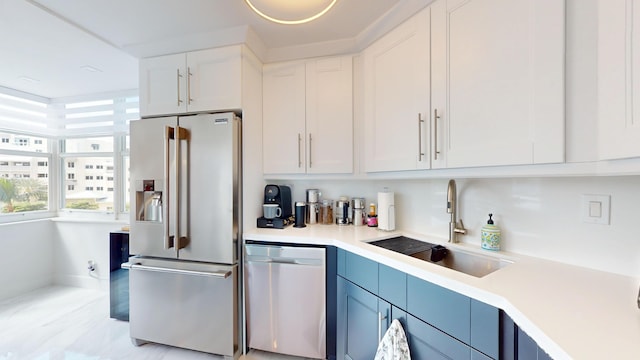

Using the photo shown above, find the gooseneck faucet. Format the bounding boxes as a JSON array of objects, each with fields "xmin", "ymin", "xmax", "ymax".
[{"xmin": 447, "ymin": 179, "xmax": 467, "ymax": 243}]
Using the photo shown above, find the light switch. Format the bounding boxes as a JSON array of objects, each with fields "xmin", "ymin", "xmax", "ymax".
[
  {"xmin": 589, "ymin": 201, "xmax": 602, "ymax": 217},
  {"xmin": 581, "ymin": 195, "xmax": 610, "ymax": 225}
]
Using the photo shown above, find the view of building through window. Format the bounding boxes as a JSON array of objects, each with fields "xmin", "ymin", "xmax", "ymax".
[{"xmin": 0, "ymin": 132, "xmax": 49, "ymax": 213}]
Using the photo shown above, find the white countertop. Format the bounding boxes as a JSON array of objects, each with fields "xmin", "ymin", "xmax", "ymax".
[{"xmin": 244, "ymin": 225, "xmax": 640, "ymax": 359}]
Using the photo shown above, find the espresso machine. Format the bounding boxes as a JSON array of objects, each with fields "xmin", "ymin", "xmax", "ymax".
[{"xmin": 257, "ymin": 184, "xmax": 294, "ymax": 229}]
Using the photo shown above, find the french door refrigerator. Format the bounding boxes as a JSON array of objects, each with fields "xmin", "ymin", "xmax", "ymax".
[{"xmin": 126, "ymin": 112, "xmax": 241, "ymax": 358}]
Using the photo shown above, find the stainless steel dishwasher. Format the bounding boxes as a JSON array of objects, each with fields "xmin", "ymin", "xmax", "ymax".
[{"xmin": 245, "ymin": 243, "xmax": 326, "ymax": 359}]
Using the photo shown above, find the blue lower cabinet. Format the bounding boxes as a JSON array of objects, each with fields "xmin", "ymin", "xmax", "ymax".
[
  {"xmin": 345, "ymin": 251, "xmax": 379, "ymax": 294},
  {"xmin": 470, "ymin": 299, "xmax": 499, "ymax": 359},
  {"xmin": 379, "ymin": 263, "xmax": 407, "ymax": 309},
  {"xmin": 337, "ymin": 276, "xmax": 390, "ymax": 360},
  {"xmin": 406, "ymin": 314, "xmax": 471, "ymax": 360},
  {"xmin": 518, "ymin": 328, "xmax": 553, "ymax": 360},
  {"xmin": 407, "ymin": 275, "xmax": 471, "ymax": 343}
]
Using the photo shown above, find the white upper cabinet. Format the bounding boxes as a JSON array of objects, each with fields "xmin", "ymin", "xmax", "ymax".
[
  {"xmin": 598, "ymin": 0, "xmax": 640, "ymax": 160},
  {"xmin": 263, "ymin": 56, "xmax": 353, "ymax": 175},
  {"xmin": 363, "ymin": 8, "xmax": 431, "ymax": 172},
  {"xmin": 305, "ymin": 57, "xmax": 354, "ymax": 174},
  {"xmin": 139, "ymin": 46, "xmax": 242, "ymax": 117},
  {"xmin": 431, "ymin": 0, "xmax": 565, "ymax": 168}
]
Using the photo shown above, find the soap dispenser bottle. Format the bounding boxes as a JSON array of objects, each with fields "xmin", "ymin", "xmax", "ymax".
[{"xmin": 481, "ymin": 213, "xmax": 501, "ymax": 251}]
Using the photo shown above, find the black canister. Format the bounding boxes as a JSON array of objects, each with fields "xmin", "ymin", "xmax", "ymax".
[{"xmin": 294, "ymin": 202, "xmax": 306, "ymax": 228}]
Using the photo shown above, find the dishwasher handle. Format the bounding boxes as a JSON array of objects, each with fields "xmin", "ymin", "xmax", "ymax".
[
  {"xmin": 246, "ymin": 257, "xmax": 323, "ymax": 266},
  {"xmin": 122, "ymin": 262, "xmax": 232, "ymax": 279}
]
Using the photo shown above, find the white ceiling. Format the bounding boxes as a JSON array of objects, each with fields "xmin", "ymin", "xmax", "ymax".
[{"xmin": 0, "ymin": 0, "xmax": 430, "ymax": 99}]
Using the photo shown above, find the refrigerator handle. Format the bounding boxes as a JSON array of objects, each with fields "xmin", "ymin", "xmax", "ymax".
[
  {"xmin": 164, "ymin": 126, "xmax": 175, "ymax": 249},
  {"xmin": 175, "ymin": 125, "xmax": 189, "ymax": 253}
]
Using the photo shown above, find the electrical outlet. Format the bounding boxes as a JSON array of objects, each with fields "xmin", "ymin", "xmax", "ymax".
[
  {"xmin": 87, "ymin": 260, "xmax": 96, "ymax": 272},
  {"xmin": 581, "ymin": 194, "xmax": 610, "ymax": 225}
]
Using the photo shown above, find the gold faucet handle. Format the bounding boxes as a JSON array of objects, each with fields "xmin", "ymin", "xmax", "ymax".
[{"xmin": 454, "ymin": 219, "xmax": 467, "ymax": 235}]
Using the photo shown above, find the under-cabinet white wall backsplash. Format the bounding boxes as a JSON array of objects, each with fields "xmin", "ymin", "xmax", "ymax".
[{"xmin": 278, "ymin": 176, "xmax": 640, "ymax": 278}]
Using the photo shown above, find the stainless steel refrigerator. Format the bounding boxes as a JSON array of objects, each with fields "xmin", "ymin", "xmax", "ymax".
[{"xmin": 126, "ymin": 112, "xmax": 241, "ymax": 358}]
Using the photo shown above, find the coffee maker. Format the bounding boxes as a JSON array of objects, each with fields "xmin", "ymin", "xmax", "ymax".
[{"xmin": 257, "ymin": 184, "xmax": 294, "ymax": 229}]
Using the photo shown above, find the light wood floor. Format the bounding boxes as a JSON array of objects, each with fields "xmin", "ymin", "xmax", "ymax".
[{"xmin": 0, "ymin": 286, "xmax": 310, "ymax": 360}]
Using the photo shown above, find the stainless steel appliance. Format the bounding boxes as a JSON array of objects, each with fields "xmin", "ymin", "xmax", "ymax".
[
  {"xmin": 245, "ymin": 244, "xmax": 326, "ymax": 359},
  {"xmin": 336, "ymin": 196, "xmax": 350, "ymax": 225},
  {"xmin": 351, "ymin": 197, "xmax": 366, "ymax": 226},
  {"xmin": 306, "ymin": 189, "xmax": 320, "ymax": 224},
  {"xmin": 126, "ymin": 113, "xmax": 241, "ymax": 358},
  {"xmin": 257, "ymin": 184, "xmax": 294, "ymax": 229}
]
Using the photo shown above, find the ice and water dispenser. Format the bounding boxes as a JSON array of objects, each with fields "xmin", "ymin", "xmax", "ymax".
[{"xmin": 135, "ymin": 179, "xmax": 163, "ymax": 222}]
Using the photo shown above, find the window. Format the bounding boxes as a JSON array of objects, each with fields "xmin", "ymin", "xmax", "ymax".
[
  {"xmin": 62, "ymin": 145, "xmax": 116, "ymax": 211},
  {"xmin": 0, "ymin": 89, "xmax": 137, "ymax": 220}
]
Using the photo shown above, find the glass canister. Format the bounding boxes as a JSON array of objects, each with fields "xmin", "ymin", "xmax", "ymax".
[{"xmin": 320, "ymin": 199, "xmax": 333, "ymax": 225}]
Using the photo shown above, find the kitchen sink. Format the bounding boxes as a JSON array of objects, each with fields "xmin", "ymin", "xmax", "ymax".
[{"xmin": 369, "ymin": 236, "xmax": 512, "ymax": 278}]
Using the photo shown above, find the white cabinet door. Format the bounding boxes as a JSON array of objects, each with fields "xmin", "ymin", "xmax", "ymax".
[
  {"xmin": 139, "ymin": 54, "xmax": 187, "ymax": 117},
  {"xmin": 432, "ymin": 0, "xmax": 565, "ymax": 168},
  {"xmin": 139, "ymin": 47, "xmax": 242, "ymax": 117},
  {"xmin": 263, "ymin": 56, "xmax": 354, "ymax": 175},
  {"xmin": 187, "ymin": 46, "xmax": 242, "ymax": 113},
  {"xmin": 363, "ymin": 8, "xmax": 430, "ymax": 172},
  {"xmin": 262, "ymin": 61, "xmax": 306, "ymax": 174},
  {"xmin": 598, "ymin": 0, "xmax": 640, "ymax": 160},
  {"xmin": 305, "ymin": 56, "xmax": 353, "ymax": 174}
]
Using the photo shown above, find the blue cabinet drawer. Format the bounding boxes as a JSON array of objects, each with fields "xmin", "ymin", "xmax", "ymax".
[
  {"xmin": 406, "ymin": 313, "xmax": 471, "ymax": 360},
  {"xmin": 379, "ymin": 263, "xmax": 407, "ymax": 308},
  {"xmin": 344, "ymin": 251, "xmax": 379, "ymax": 294},
  {"xmin": 470, "ymin": 299, "xmax": 499, "ymax": 359},
  {"xmin": 407, "ymin": 275, "xmax": 471, "ymax": 343}
]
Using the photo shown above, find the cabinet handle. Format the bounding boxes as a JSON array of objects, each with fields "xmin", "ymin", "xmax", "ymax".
[
  {"xmin": 418, "ymin": 113, "xmax": 425, "ymax": 161},
  {"xmin": 176, "ymin": 69, "xmax": 183, "ymax": 106},
  {"xmin": 378, "ymin": 311, "xmax": 388, "ymax": 343},
  {"xmin": 187, "ymin": 67, "xmax": 193, "ymax": 105},
  {"xmin": 297, "ymin": 133, "xmax": 302, "ymax": 168},
  {"xmin": 309, "ymin": 133, "xmax": 313, "ymax": 168},
  {"xmin": 434, "ymin": 109, "xmax": 441, "ymax": 160}
]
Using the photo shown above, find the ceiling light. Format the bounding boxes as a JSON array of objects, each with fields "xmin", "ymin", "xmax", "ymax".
[{"xmin": 244, "ymin": 0, "xmax": 338, "ymax": 25}]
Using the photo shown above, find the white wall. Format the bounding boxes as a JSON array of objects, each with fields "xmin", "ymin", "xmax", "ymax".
[
  {"xmin": 52, "ymin": 220, "xmax": 124, "ymax": 292},
  {"xmin": 271, "ymin": 176, "xmax": 640, "ymax": 278},
  {"xmin": 0, "ymin": 219, "xmax": 54, "ymax": 301}
]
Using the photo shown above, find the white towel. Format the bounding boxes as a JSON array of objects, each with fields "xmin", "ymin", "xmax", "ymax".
[{"xmin": 374, "ymin": 319, "xmax": 411, "ymax": 360}]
